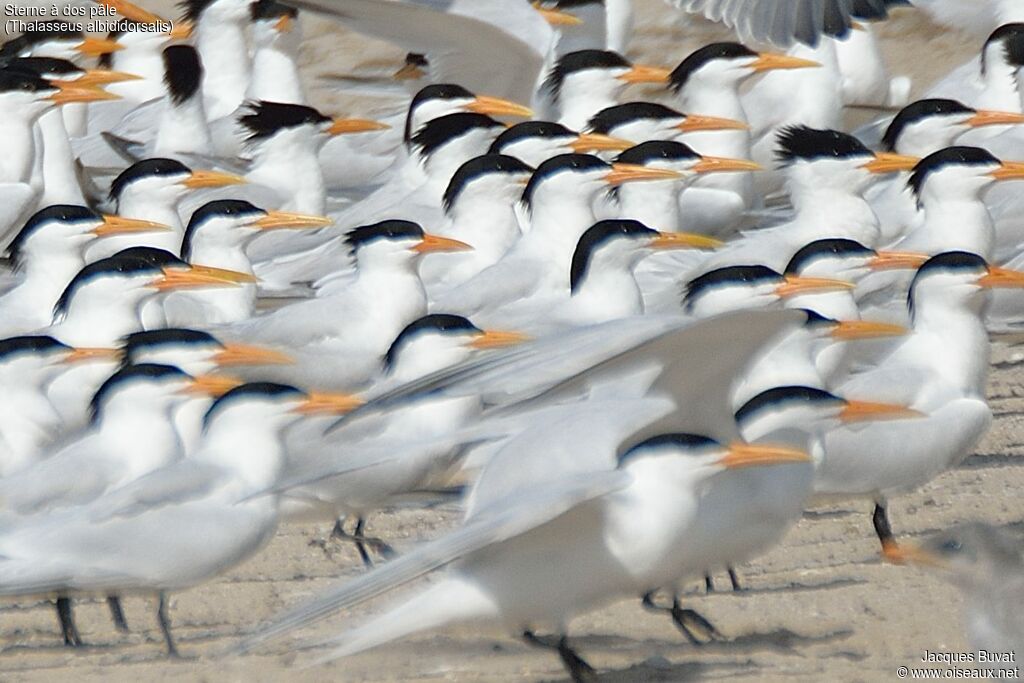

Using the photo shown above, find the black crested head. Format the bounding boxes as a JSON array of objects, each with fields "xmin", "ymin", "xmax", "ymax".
[
  {"xmin": 776, "ymin": 125, "xmax": 871, "ymax": 165},
  {"xmin": 522, "ymin": 153, "xmax": 610, "ymax": 210},
  {"xmin": 785, "ymin": 238, "xmax": 874, "ymax": 275},
  {"xmin": 800, "ymin": 308, "xmax": 838, "ymax": 330},
  {"xmin": 110, "ymin": 158, "xmax": 192, "ymax": 201},
  {"xmin": 735, "ymin": 385, "xmax": 842, "ymax": 425},
  {"xmin": 983, "ymin": 24, "xmax": 1024, "ymax": 72},
  {"xmin": 114, "ymin": 246, "xmax": 188, "ymax": 268},
  {"xmin": 908, "ymin": 251, "xmax": 988, "ymax": 315},
  {"xmin": 182, "ymin": 199, "xmax": 265, "ymax": 261},
  {"xmin": 410, "ymin": 112, "xmax": 502, "ymax": 159},
  {"xmin": 0, "ymin": 68, "xmax": 54, "ymax": 95},
  {"xmin": 587, "ymin": 101, "xmax": 683, "ymax": 134},
  {"xmin": 444, "ymin": 154, "xmax": 534, "ymax": 214},
  {"xmin": 543, "ymin": 49, "xmax": 632, "ymax": 100},
  {"xmin": 345, "ymin": 219, "xmax": 424, "ymax": 254},
  {"xmin": 203, "ymin": 381, "xmax": 305, "ymax": 428},
  {"xmin": 55, "ymin": 254, "xmax": 165, "ymax": 318},
  {"xmin": 618, "ymin": 432, "xmax": 720, "ymax": 467},
  {"xmin": 881, "ymin": 99, "xmax": 975, "ymax": 152},
  {"xmin": 6, "ymin": 204, "xmax": 101, "ymax": 269},
  {"xmin": 570, "ymin": 219, "xmax": 656, "ymax": 292},
  {"xmin": 383, "ymin": 314, "xmax": 480, "ymax": 372},
  {"xmin": 489, "ymin": 121, "xmax": 576, "ymax": 154},
  {"xmin": 239, "ymin": 100, "xmax": 331, "ymax": 141},
  {"xmin": 4, "ymin": 56, "xmax": 81, "ymax": 79},
  {"xmin": 682, "ymin": 265, "xmax": 781, "ymax": 311},
  {"xmin": 0, "ymin": 335, "xmax": 69, "ymax": 362},
  {"xmin": 90, "ymin": 363, "xmax": 190, "ymax": 423},
  {"xmin": 542, "ymin": 0, "xmax": 605, "ymax": 7},
  {"xmin": 163, "ymin": 44, "xmax": 202, "ymax": 105},
  {"xmin": 0, "ymin": 29, "xmax": 82, "ymax": 59},
  {"xmin": 251, "ymin": 0, "xmax": 297, "ymax": 21},
  {"xmin": 122, "ymin": 328, "xmax": 220, "ymax": 363},
  {"xmin": 615, "ymin": 140, "xmax": 699, "ymax": 166},
  {"xmin": 669, "ymin": 42, "xmax": 757, "ymax": 92},
  {"xmin": 405, "ymin": 83, "xmax": 475, "ymax": 142},
  {"xmin": 907, "ymin": 146, "xmax": 1000, "ymax": 200},
  {"xmin": 179, "ymin": 0, "xmax": 216, "ymax": 23}
]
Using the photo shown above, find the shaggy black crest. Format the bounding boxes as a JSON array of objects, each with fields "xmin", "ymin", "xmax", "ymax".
[
  {"xmin": 345, "ymin": 220, "xmax": 424, "ymax": 253},
  {"xmin": 735, "ymin": 386, "xmax": 842, "ymax": 425},
  {"xmin": 123, "ymin": 328, "xmax": 220, "ymax": 362},
  {"xmin": 881, "ymin": 99, "xmax": 974, "ymax": 152},
  {"xmin": 615, "ymin": 140, "xmax": 699, "ymax": 166},
  {"xmin": 383, "ymin": 314, "xmax": 480, "ymax": 372},
  {"xmin": 179, "ymin": 0, "xmax": 216, "ymax": 23},
  {"xmin": 0, "ymin": 69, "xmax": 53, "ymax": 94},
  {"xmin": 0, "ymin": 29, "xmax": 82, "ymax": 59},
  {"xmin": 587, "ymin": 102, "xmax": 684, "ymax": 135},
  {"xmin": 443, "ymin": 154, "xmax": 533, "ymax": 214},
  {"xmin": 785, "ymin": 238, "xmax": 874, "ymax": 275},
  {"xmin": 114, "ymin": 246, "xmax": 188, "ymax": 269},
  {"xmin": 907, "ymin": 146, "xmax": 999, "ymax": 200},
  {"xmin": 669, "ymin": 43, "xmax": 757, "ymax": 92},
  {"xmin": 543, "ymin": 50, "xmax": 632, "ymax": 100},
  {"xmin": 983, "ymin": 24, "xmax": 1024, "ymax": 73},
  {"xmin": 54, "ymin": 255, "xmax": 164, "ymax": 318},
  {"xmin": 110, "ymin": 158, "xmax": 192, "ymax": 201},
  {"xmin": 0, "ymin": 335, "xmax": 68, "ymax": 361},
  {"xmin": 522, "ymin": 153, "xmax": 610, "ymax": 210},
  {"xmin": 405, "ymin": 83, "xmax": 475, "ymax": 142},
  {"xmin": 238, "ymin": 101, "xmax": 331, "ymax": 141},
  {"xmin": 570, "ymin": 220, "xmax": 656, "ymax": 292},
  {"xmin": 182, "ymin": 200, "xmax": 265, "ymax": 261},
  {"xmin": 251, "ymin": 0, "xmax": 297, "ymax": 21},
  {"xmin": 775, "ymin": 126, "xmax": 870, "ymax": 165},
  {"xmin": 908, "ymin": 251, "xmax": 989, "ymax": 316},
  {"xmin": 6, "ymin": 205, "xmax": 100, "ymax": 269},
  {"xmin": 683, "ymin": 265, "xmax": 781, "ymax": 311},
  {"xmin": 90, "ymin": 363, "xmax": 189, "ymax": 424},
  {"xmin": 489, "ymin": 121, "xmax": 576, "ymax": 155},
  {"xmin": 409, "ymin": 113, "xmax": 502, "ymax": 159},
  {"xmin": 618, "ymin": 432, "xmax": 720, "ymax": 467},
  {"xmin": 162, "ymin": 44, "xmax": 203, "ymax": 105},
  {"xmin": 4, "ymin": 57, "xmax": 81, "ymax": 79},
  {"xmin": 203, "ymin": 382, "xmax": 305, "ymax": 429}
]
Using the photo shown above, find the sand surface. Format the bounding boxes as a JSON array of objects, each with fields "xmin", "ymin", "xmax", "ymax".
[{"xmin": 2, "ymin": 2, "xmax": 1022, "ymax": 681}]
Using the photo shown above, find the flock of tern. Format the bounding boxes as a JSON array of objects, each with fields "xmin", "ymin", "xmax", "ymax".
[{"xmin": 0, "ymin": 0, "xmax": 1023, "ymax": 677}]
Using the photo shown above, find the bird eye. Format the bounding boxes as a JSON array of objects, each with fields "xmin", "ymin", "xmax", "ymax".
[{"xmin": 941, "ymin": 539, "xmax": 962, "ymax": 554}]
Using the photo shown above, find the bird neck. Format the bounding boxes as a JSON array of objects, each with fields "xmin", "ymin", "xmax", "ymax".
[
  {"xmin": 916, "ymin": 193, "xmax": 994, "ymax": 259},
  {"xmin": 12, "ymin": 250, "xmax": 85, "ymax": 313},
  {"xmin": 156, "ymin": 95, "xmax": 214, "ymax": 156},
  {"xmin": 116, "ymin": 192, "xmax": 185, "ymax": 232},
  {"xmin": 734, "ymin": 330, "xmax": 824, "ymax": 409},
  {"xmin": 196, "ymin": 18, "xmax": 251, "ymax": 120},
  {"xmin": 790, "ymin": 186, "xmax": 879, "ymax": 242},
  {"xmin": 248, "ymin": 39, "xmax": 304, "ymax": 104},
  {"xmin": 524, "ymin": 191, "xmax": 598, "ymax": 260},
  {"xmin": 616, "ymin": 182, "xmax": 682, "ymax": 231},
  {"xmin": 905, "ymin": 305, "xmax": 990, "ymax": 396},
  {"xmin": 558, "ymin": 84, "xmax": 621, "ymax": 132},
  {"xmin": 448, "ymin": 196, "xmax": 522, "ymax": 257},
  {"xmin": 570, "ymin": 254, "xmax": 644, "ymax": 322},
  {"xmin": 247, "ymin": 133, "xmax": 326, "ymax": 215},
  {"xmin": 978, "ymin": 46, "xmax": 1023, "ymax": 113},
  {"xmin": 0, "ymin": 384, "xmax": 59, "ymax": 472},
  {"xmin": 185, "ymin": 231, "xmax": 253, "ymax": 273},
  {"xmin": 37, "ymin": 108, "xmax": 84, "ymax": 206},
  {"xmin": 352, "ymin": 259, "xmax": 428, "ymax": 349},
  {"xmin": 54, "ymin": 299, "xmax": 143, "ymax": 347},
  {"xmin": 109, "ymin": 47, "xmax": 166, "ymax": 102},
  {"xmin": 0, "ymin": 112, "xmax": 39, "ymax": 183},
  {"xmin": 98, "ymin": 404, "xmax": 182, "ymax": 475},
  {"xmin": 199, "ymin": 419, "xmax": 286, "ymax": 496}
]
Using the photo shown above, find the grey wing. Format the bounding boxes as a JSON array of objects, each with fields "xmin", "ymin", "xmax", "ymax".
[
  {"xmin": 84, "ymin": 461, "xmax": 225, "ymax": 522},
  {"xmin": 236, "ymin": 469, "xmax": 630, "ymax": 653}
]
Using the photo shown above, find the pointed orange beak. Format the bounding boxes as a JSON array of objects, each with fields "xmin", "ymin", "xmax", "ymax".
[
  {"xmin": 49, "ymin": 84, "xmax": 121, "ymax": 105},
  {"xmin": 182, "ymin": 170, "xmax": 247, "ymax": 189},
  {"xmin": 720, "ymin": 442, "xmax": 812, "ymax": 469},
  {"xmin": 678, "ymin": 114, "xmax": 749, "ymax": 133},
  {"xmin": 92, "ymin": 215, "xmax": 171, "ymax": 237},
  {"xmin": 169, "ymin": 21, "xmax": 194, "ymax": 40},
  {"xmin": 650, "ymin": 232, "xmax": 724, "ymax": 250},
  {"xmin": 776, "ymin": 275, "xmax": 855, "ymax": 298},
  {"xmin": 153, "ymin": 265, "xmax": 256, "ymax": 291},
  {"xmin": 274, "ymin": 14, "xmax": 294, "ymax": 32},
  {"xmin": 328, "ymin": 118, "xmax": 391, "ymax": 136},
  {"xmin": 862, "ymin": 152, "xmax": 920, "ymax": 174},
  {"xmin": 76, "ymin": 37, "xmax": 124, "ymax": 56},
  {"xmin": 869, "ymin": 250, "xmax": 929, "ymax": 271},
  {"xmin": 294, "ymin": 391, "xmax": 365, "ymax": 415},
  {"xmin": 77, "ymin": 70, "xmax": 142, "ymax": 87},
  {"xmin": 464, "ymin": 96, "xmax": 534, "ymax": 119},
  {"xmin": 570, "ymin": 133, "xmax": 634, "ymax": 153},
  {"xmin": 251, "ymin": 211, "xmax": 333, "ymax": 230},
  {"xmin": 63, "ymin": 347, "xmax": 121, "ymax": 364},
  {"xmin": 750, "ymin": 53, "xmax": 820, "ymax": 72},
  {"xmin": 604, "ymin": 163, "xmax": 684, "ymax": 185},
  {"xmin": 213, "ymin": 343, "xmax": 293, "ymax": 367},
  {"xmin": 413, "ymin": 234, "xmax": 473, "ymax": 254},
  {"xmin": 840, "ymin": 400, "xmax": 924, "ymax": 423},
  {"xmin": 183, "ymin": 374, "xmax": 244, "ymax": 397},
  {"xmin": 831, "ymin": 320, "xmax": 908, "ymax": 341},
  {"xmin": 966, "ymin": 109, "xmax": 1024, "ymax": 128},
  {"xmin": 394, "ymin": 62, "xmax": 427, "ymax": 81},
  {"xmin": 468, "ymin": 329, "xmax": 530, "ymax": 350},
  {"xmin": 619, "ymin": 64, "xmax": 672, "ymax": 84},
  {"xmin": 989, "ymin": 161, "xmax": 1024, "ymax": 180},
  {"xmin": 979, "ymin": 265, "xmax": 1024, "ymax": 288},
  {"xmin": 532, "ymin": 1, "xmax": 583, "ymax": 26},
  {"xmin": 692, "ymin": 156, "xmax": 762, "ymax": 174}
]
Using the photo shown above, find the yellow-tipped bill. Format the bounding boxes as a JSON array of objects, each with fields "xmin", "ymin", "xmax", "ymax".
[
  {"xmin": 294, "ymin": 391, "xmax": 365, "ymax": 415},
  {"xmin": 63, "ymin": 347, "xmax": 120, "ymax": 364},
  {"xmin": 692, "ymin": 155, "xmax": 762, "ymax": 174},
  {"xmin": 77, "ymin": 69, "xmax": 142, "ymax": 87},
  {"xmin": 465, "ymin": 96, "xmax": 534, "ymax": 119},
  {"xmin": 532, "ymin": 1, "xmax": 583, "ymax": 26},
  {"xmin": 213, "ymin": 343, "xmax": 294, "ymax": 367},
  {"xmin": 92, "ymin": 215, "xmax": 171, "ymax": 237},
  {"xmin": 840, "ymin": 399, "xmax": 924, "ymax": 423},
  {"xmin": 776, "ymin": 275, "xmax": 855, "ymax": 298},
  {"xmin": 469, "ymin": 329, "xmax": 530, "ymax": 350},
  {"xmin": 328, "ymin": 118, "xmax": 391, "ymax": 136},
  {"xmin": 751, "ymin": 53, "xmax": 820, "ymax": 72},
  {"xmin": 77, "ymin": 37, "xmax": 124, "ymax": 56},
  {"xmin": 619, "ymin": 64, "xmax": 672, "ymax": 84},
  {"xmin": 413, "ymin": 234, "xmax": 473, "ymax": 254},
  {"xmin": 604, "ymin": 163, "xmax": 684, "ymax": 185},
  {"xmin": 989, "ymin": 161, "xmax": 1024, "ymax": 181},
  {"xmin": 979, "ymin": 265, "xmax": 1024, "ymax": 288},
  {"xmin": 862, "ymin": 152, "xmax": 920, "ymax": 174},
  {"xmin": 274, "ymin": 14, "xmax": 293, "ymax": 32},
  {"xmin": 570, "ymin": 133, "xmax": 634, "ymax": 153},
  {"xmin": 153, "ymin": 265, "xmax": 256, "ymax": 291},
  {"xmin": 251, "ymin": 211, "xmax": 333, "ymax": 230},
  {"xmin": 967, "ymin": 109, "xmax": 1024, "ymax": 128},
  {"xmin": 650, "ymin": 231, "xmax": 724, "ymax": 250},
  {"xmin": 182, "ymin": 169, "xmax": 247, "ymax": 189},
  {"xmin": 869, "ymin": 250, "xmax": 929, "ymax": 271},
  {"xmin": 183, "ymin": 374, "xmax": 244, "ymax": 397},
  {"xmin": 678, "ymin": 114, "xmax": 749, "ymax": 133},
  {"xmin": 831, "ymin": 320, "xmax": 908, "ymax": 341},
  {"xmin": 720, "ymin": 442, "xmax": 812, "ymax": 469}
]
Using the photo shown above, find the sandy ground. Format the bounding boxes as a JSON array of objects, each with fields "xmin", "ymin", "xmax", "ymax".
[{"xmin": 2, "ymin": 1, "xmax": 1022, "ymax": 681}]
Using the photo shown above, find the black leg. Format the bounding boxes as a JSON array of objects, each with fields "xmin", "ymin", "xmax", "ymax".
[
  {"xmin": 55, "ymin": 596, "xmax": 82, "ymax": 647},
  {"xmin": 641, "ymin": 592, "xmax": 722, "ymax": 645},
  {"xmin": 156, "ymin": 592, "xmax": 179, "ymax": 658},
  {"xmin": 704, "ymin": 573, "xmax": 715, "ymax": 593},
  {"xmin": 352, "ymin": 517, "xmax": 373, "ymax": 568},
  {"xmin": 107, "ymin": 595, "xmax": 129, "ymax": 633},
  {"xmin": 873, "ymin": 502, "xmax": 901, "ymax": 560},
  {"xmin": 522, "ymin": 631, "xmax": 597, "ymax": 683},
  {"xmin": 728, "ymin": 567, "xmax": 743, "ymax": 592}
]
